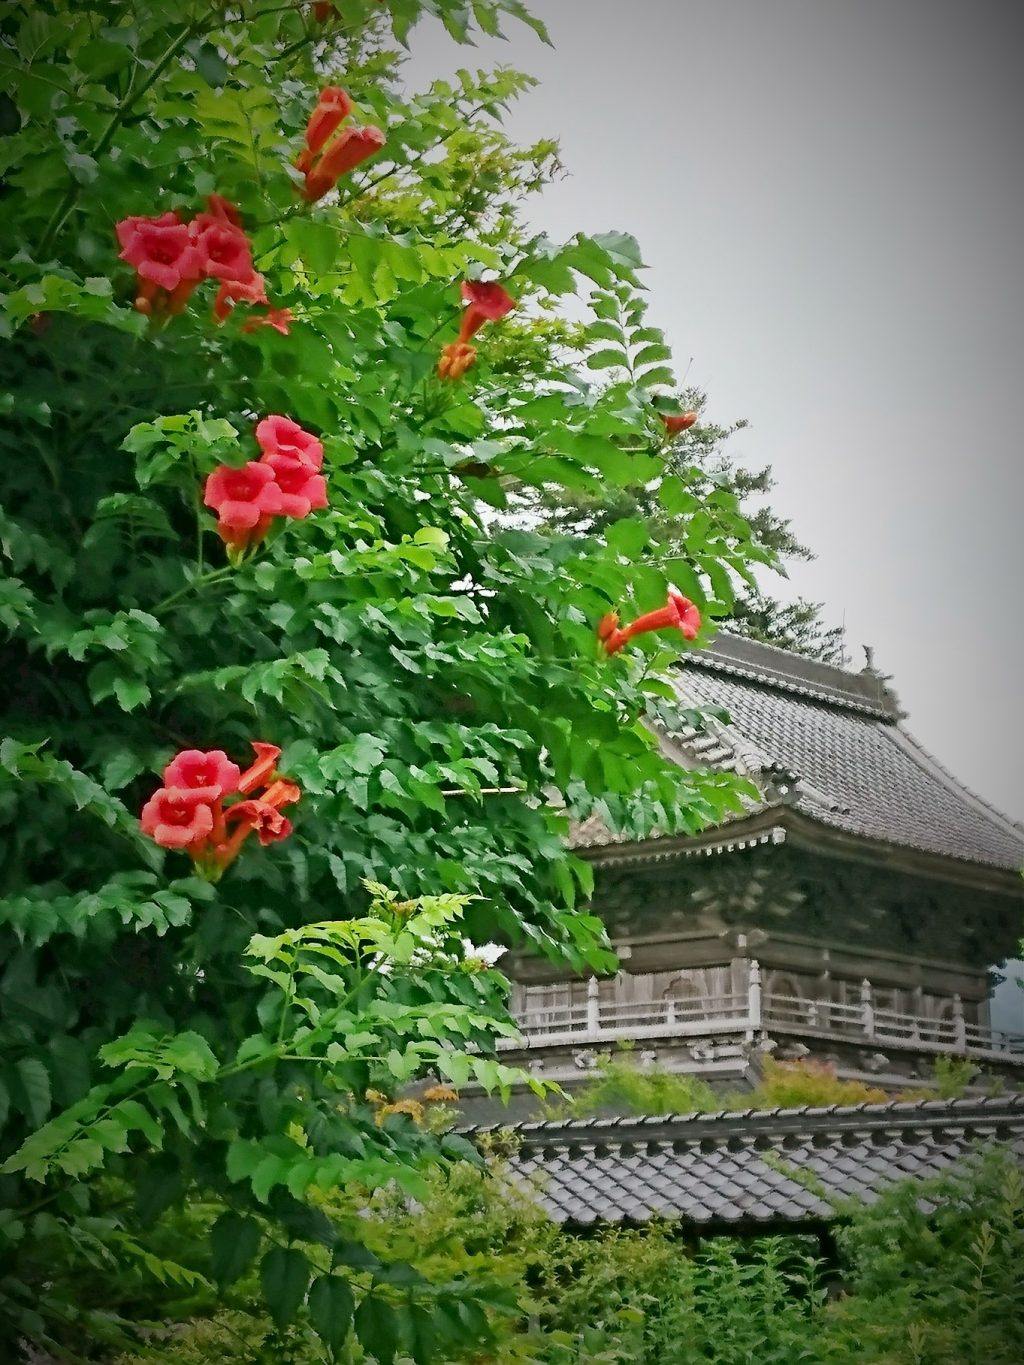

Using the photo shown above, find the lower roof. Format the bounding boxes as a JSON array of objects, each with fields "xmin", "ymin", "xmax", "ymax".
[{"xmin": 465, "ymin": 1095, "xmax": 1024, "ymax": 1228}]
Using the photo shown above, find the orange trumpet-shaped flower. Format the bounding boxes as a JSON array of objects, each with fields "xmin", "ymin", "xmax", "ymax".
[
  {"xmin": 303, "ymin": 124, "xmax": 386, "ymax": 201},
  {"xmin": 240, "ymin": 306, "xmax": 294, "ymax": 336},
  {"xmin": 438, "ymin": 280, "xmax": 515, "ymax": 381},
  {"xmin": 598, "ymin": 587, "xmax": 701, "ymax": 655},
  {"xmin": 139, "ymin": 789, "xmax": 215, "ymax": 849},
  {"xmin": 139, "ymin": 743, "xmax": 298, "ymax": 879},
  {"xmin": 296, "ymin": 86, "xmax": 354, "ymax": 174},
  {"xmin": 437, "ymin": 341, "xmax": 477, "ymax": 381},
  {"xmin": 662, "ymin": 411, "xmax": 698, "ymax": 435},
  {"xmin": 213, "ymin": 778, "xmax": 301, "ymax": 863},
  {"xmin": 237, "ymin": 741, "xmax": 282, "ymax": 794}
]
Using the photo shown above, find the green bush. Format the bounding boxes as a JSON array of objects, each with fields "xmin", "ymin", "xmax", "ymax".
[
  {"xmin": 113, "ymin": 1146, "xmax": 1024, "ymax": 1365},
  {"xmin": 741, "ymin": 1057, "xmax": 889, "ymax": 1109},
  {"xmin": 552, "ymin": 1052, "xmax": 718, "ymax": 1119},
  {"xmin": 0, "ymin": 1, "xmax": 765, "ymax": 1358}
]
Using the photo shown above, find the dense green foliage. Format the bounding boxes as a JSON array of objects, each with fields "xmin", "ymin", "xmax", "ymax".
[
  {"xmin": 547, "ymin": 1053, "xmax": 907, "ymax": 1119},
  {"xmin": 533, "ymin": 359, "xmax": 847, "ymax": 663},
  {"xmin": 113, "ymin": 1147, "xmax": 1024, "ymax": 1364},
  {"xmin": 0, "ymin": 1, "xmax": 772, "ymax": 1358}
]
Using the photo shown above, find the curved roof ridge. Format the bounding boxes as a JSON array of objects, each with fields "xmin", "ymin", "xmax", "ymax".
[
  {"xmin": 886, "ymin": 723, "xmax": 1024, "ymax": 845},
  {"xmin": 690, "ymin": 632, "xmax": 900, "ymax": 719}
]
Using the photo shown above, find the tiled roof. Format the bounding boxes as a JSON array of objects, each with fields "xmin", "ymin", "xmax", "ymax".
[
  {"xmin": 574, "ymin": 634, "xmax": 1023, "ymax": 872},
  {"xmin": 467, "ymin": 1095, "xmax": 1024, "ymax": 1227}
]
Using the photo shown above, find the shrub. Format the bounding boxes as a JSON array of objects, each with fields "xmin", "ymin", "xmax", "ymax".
[
  {"xmin": 555, "ymin": 1052, "xmax": 719, "ymax": 1118},
  {"xmin": 0, "ymin": 1, "xmax": 764, "ymax": 1358},
  {"xmin": 742, "ymin": 1057, "xmax": 889, "ymax": 1108}
]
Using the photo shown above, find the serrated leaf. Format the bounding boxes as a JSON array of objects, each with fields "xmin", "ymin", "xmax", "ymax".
[
  {"xmin": 309, "ymin": 1273, "xmax": 355, "ymax": 1355},
  {"xmin": 590, "ymin": 230, "xmax": 643, "ymax": 269},
  {"xmin": 260, "ymin": 1246, "xmax": 311, "ymax": 1329},
  {"xmin": 112, "ymin": 675, "xmax": 151, "ymax": 712},
  {"xmin": 210, "ymin": 1212, "xmax": 261, "ymax": 1286},
  {"xmin": 13, "ymin": 1057, "xmax": 51, "ymax": 1127},
  {"xmin": 354, "ymin": 1294, "xmax": 399, "ymax": 1365},
  {"xmin": 586, "ymin": 348, "xmax": 629, "ymax": 371}
]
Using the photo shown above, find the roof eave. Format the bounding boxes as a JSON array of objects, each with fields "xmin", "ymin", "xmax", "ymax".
[{"xmin": 580, "ymin": 805, "xmax": 1024, "ymax": 897}]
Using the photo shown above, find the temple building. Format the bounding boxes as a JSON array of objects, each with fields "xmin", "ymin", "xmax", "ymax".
[{"xmin": 489, "ymin": 633, "xmax": 1024, "ymax": 1117}]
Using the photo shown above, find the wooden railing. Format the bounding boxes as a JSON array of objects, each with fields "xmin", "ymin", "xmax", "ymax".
[{"xmin": 506, "ymin": 962, "xmax": 1024, "ymax": 1064}]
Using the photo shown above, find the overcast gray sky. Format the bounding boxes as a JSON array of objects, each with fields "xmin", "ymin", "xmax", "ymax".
[{"xmin": 406, "ymin": 0, "xmax": 1024, "ymax": 829}]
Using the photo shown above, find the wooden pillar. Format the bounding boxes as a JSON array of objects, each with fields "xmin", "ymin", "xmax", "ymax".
[
  {"xmin": 860, "ymin": 978, "xmax": 874, "ymax": 1039},
  {"xmin": 747, "ymin": 959, "xmax": 762, "ymax": 1037},
  {"xmin": 586, "ymin": 976, "xmax": 600, "ymax": 1035},
  {"xmin": 952, "ymin": 993, "xmax": 967, "ymax": 1051}
]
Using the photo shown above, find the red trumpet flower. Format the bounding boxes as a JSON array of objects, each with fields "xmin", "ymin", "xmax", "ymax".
[
  {"xmin": 140, "ymin": 789, "xmax": 216, "ymax": 849},
  {"xmin": 457, "ymin": 280, "xmax": 516, "ymax": 344},
  {"xmin": 116, "ymin": 211, "xmax": 205, "ymax": 316},
  {"xmin": 296, "ymin": 86, "xmax": 354, "ymax": 174},
  {"xmin": 140, "ymin": 742, "xmax": 297, "ymax": 878},
  {"xmin": 240, "ymin": 306, "xmax": 294, "ymax": 335},
  {"xmin": 255, "ymin": 415, "xmax": 324, "ymax": 471},
  {"xmin": 204, "ymin": 461, "xmax": 282, "ymax": 551},
  {"xmin": 598, "ymin": 586, "xmax": 702, "ymax": 655},
  {"xmin": 662, "ymin": 411, "xmax": 698, "ymax": 435},
  {"xmin": 162, "ymin": 749, "xmax": 241, "ymax": 805},
  {"xmin": 303, "ymin": 124, "xmax": 386, "ymax": 201},
  {"xmin": 238, "ymin": 742, "xmax": 282, "ymax": 795},
  {"xmin": 213, "ymin": 778, "xmax": 302, "ymax": 864},
  {"xmin": 212, "ymin": 273, "xmax": 268, "ymax": 323}
]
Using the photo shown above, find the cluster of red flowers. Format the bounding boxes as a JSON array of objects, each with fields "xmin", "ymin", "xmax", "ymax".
[
  {"xmin": 598, "ymin": 586, "xmax": 702, "ymax": 656},
  {"xmin": 204, "ymin": 415, "xmax": 327, "ymax": 557},
  {"xmin": 296, "ymin": 86, "xmax": 386, "ymax": 202},
  {"xmin": 116, "ymin": 195, "xmax": 292, "ymax": 332},
  {"xmin": 140, "ymin": 743, "xmax": 300, "ymax": 876},
  {"xmin": 437, "ymin": 280, "xmax": 517, "ymax": 381}
]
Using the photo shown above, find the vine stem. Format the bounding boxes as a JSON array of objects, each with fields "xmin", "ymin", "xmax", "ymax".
[
  {"xmin": 37, "ymin": 19, "xmax": 207, "ymax": 258},
  {"xmin": 153, "ymin": 565, "xmax": 235, "ymax": 615}
]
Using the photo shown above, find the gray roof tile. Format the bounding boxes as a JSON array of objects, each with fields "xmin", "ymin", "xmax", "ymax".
[
  {"xmin": 572, "ymin": 633, "xmax": 1023, "ymax": 871},
  {"xmin": 467, "ymin": 1095, "xmax": 1024, "ymax": 1227}
]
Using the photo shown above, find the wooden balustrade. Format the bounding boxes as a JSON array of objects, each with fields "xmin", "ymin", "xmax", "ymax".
[{"xmin": 507, "ymin": 960, "xmax": 1024, "ymax": 1064}]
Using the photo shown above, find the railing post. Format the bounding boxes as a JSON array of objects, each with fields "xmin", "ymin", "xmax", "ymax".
[
  {"xmin": 860, "ymin": 978, "xmax": 874, "ymax": 1039},
  {"xmin": 665, "ymin": 995, "xmax": 677, "ymax": 1029},
  {"xmin": 586, "ymin": 976, "xmax": 600, "ymax": 1035},
  {"xmin": 747, "ymin": 959, "xmax": 762, "ymax": 1036},
  {"xmin": 952, "ymin": 993, "xmax": 967, "ymax": 1051}
]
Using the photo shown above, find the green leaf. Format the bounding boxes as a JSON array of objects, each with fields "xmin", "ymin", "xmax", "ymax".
[
  {"xmin": 210, "ymin": 1212, "xmax": 261, "ymax": 1287},
  {"xmin": 13, "ymin": 1057, "xmax": 51, "ymax": 1127},
  {"xmin": 586, "ymin": 348, "xmax": 629, "ymax": 371},
  {"xmin": 112, "ymin": 675, "xmax": 151, "ymax": 712},
  {"xmin": 605, "ymin": 517, "xmax": 649, "ymax": 559},
  {"xmin": 354, "ymin": 1294, "xmax": 399, "ymax": 1365},
  {"xmin": 135, "ymin": 1154, "xmax": 182, "ymax": 1224},
  {"xmin": 590, "ymin": 230, "xmax": 644, "ymax": 270},
  {"xmin": 261, "ymin": 1246, "xmax": 311, "ymax": 1329},
  {"xmin": 333, "ymin": 1239, "xmax": 382, "ymax": 1272},
  {"xmin": 659, "ymin": 476, "xmax": 701, "ymax": 516},
  {"xmin": 309, "ymin": 1273, "xmax": 355, "ymax": 1356},
  {"xmin": 407, "ymin": 1302, "xmax": 437, "ymax": 1365},
  {"xmin": 195, "ymin": 42, "xmax": 228, "ymax": 88}
]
